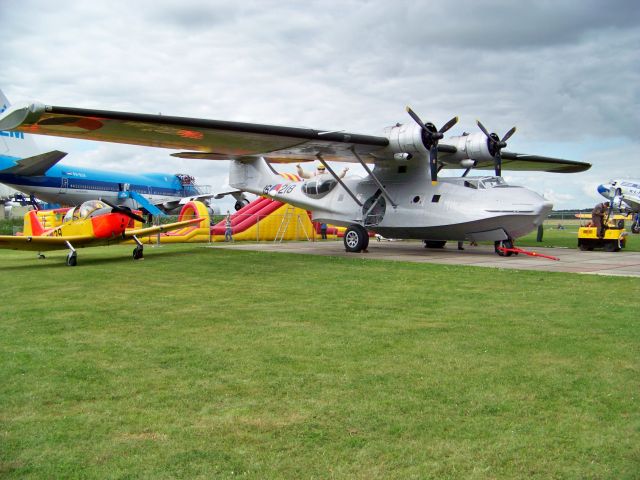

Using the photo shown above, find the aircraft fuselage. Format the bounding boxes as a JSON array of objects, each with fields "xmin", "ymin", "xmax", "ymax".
[{"xmin": 232, "ymin": 158, "xmax": 551, "ymax": 242}]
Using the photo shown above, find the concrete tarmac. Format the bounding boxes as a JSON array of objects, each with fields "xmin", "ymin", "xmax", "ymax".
[{"xmin": 210, "ymin": 240, "xmax": 640, "ymax": 277}]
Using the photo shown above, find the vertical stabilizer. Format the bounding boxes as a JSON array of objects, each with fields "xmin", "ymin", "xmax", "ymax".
[
  {"xmin": 0, "ymin": 90, "xmax": 39, "ymax": 159},
  {"xmin": 229, "ymin": 157, "xmax": 279, "ymax": 194},
  {"xmin": 23, "ymin": 210, "xmax": 45, "ymax": 236}
]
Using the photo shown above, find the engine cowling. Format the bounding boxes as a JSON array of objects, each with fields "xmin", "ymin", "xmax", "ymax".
[
  {"xmin": 437, "ymin": 132, "xmax": 494, "ymax": 167},
  {"xmin": 461, "ymin": 132, "xmax": 494, "ymax": 162},
  {"xmin": 382, "ymin": 123, "xmax": 429, "ymax": 157}
]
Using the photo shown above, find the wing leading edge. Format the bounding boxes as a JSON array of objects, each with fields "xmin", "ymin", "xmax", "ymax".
[{"xmin": 0, "ymin": 101, "xmax": 590, "ymax": 172}]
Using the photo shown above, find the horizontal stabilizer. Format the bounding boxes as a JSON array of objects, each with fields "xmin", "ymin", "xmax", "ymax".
[{"xmin": 2, "ymin": 150, "xmax": 67, "ymax": 176}]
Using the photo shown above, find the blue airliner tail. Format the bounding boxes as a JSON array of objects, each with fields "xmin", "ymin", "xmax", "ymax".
[{"xmin": 0, "ymin": 89, "xmax": 40, "ymax": 159}]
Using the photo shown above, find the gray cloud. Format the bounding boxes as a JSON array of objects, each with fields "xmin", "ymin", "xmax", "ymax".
[{"xmin": 0, "ymin": 0, "xmax": 638, "ymax": 209}]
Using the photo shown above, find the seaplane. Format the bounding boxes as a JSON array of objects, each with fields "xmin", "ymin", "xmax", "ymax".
[
  {"xmin": 598, "ymin": 179, "xmax": 640, "ymax": 233},
  {"xmin": 0, "ymin": 199, "xmax": 202, "ymax": 266},
  {"xmin": 0, "ymin": 97, "xmax": 591, "ymax": 255}
]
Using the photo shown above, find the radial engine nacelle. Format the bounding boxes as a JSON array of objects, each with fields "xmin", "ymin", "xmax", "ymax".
[
  {"xmin": 382, "ymin": 122, "xmax": 429, "ymax": 158},
  {"xmin": 443, "ymin": 132, "xmax": 494, "ymax": 164},
  {"xmin": 381, "ymin": 124, "xmax": 494, "ymax": 167}
]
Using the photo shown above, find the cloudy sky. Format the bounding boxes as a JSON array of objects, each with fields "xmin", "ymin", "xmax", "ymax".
[{"xmin": 1, "ymin": 0, "xmax": 638, "ymax": 209}]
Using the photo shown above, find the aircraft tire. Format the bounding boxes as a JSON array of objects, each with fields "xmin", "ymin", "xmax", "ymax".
[
  {"xmin": 344, "ymin": 224, "xmax": 367, "ymax": 252},
  {"xmin": 495, "ymin": 239, "xmax": 514, "ymax": 257},
  {"xmin": 133, "ymin": 246, "xmax": 144, "ymax": 260},
  {"xmin": 66, "ymin": 252, "xmax": 77, "ymax": 267},
  {"xmin": 235, "ymin": 199, "xmax": 250, "ymax": 211},
  {"xmin": 632, "ymin": 222, "xmax": 640, "ymax": 234},
  {"xmin": 423, "ymin": 240, "xmax": 446, "ymax": 248}
]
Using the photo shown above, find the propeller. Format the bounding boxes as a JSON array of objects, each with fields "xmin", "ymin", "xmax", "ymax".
[
  {"xmin": 406, "ymin": 106, "xmax": 458, "ymax": 184},
  {"xmin": 476, "ymin": 120, "xmax": 516, "ymax": 177},
  {"xmin": 100, "ymin": 198, "xmax": 146, "ymax": 223}
]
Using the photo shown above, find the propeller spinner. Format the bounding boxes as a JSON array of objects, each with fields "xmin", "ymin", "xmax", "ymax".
[
  {"xmin": 476, "ymin": 120, "xmax": 516, "ymax": 177},
  {"xmin": 406, "ymin": 107, "xmax": 458, "ymax": 184}
]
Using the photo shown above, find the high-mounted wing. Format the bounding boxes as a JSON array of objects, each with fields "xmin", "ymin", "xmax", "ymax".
[
  {"xmin": 0, "ymin": 103, "xmax": 388, "ymax": 163},
  {"xmin": 0, "ymin": 101, "xmax": 590, "ymax": 173},
  {"xmin": 439, "ymin": 151, "xmax": 589, "ymax": 174}
]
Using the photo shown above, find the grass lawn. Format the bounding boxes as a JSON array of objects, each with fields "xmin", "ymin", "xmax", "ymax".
[{"xmin": 0, "ymin": 244, "xmax": 639, "ymax": 479}]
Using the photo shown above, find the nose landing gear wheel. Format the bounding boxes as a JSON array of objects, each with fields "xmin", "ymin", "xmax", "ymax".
[
  {"xmin": 495, "ymin": 239, "xmax": 514, "ymax": 257},
  {"xmin": 344, "ymin": 224, "xmax": 369, "ymax": 253}
]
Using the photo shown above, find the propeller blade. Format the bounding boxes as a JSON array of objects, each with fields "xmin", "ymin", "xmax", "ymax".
[
  {"xmin": 121, "ymin": 210, "xmax": 146, "ymax": 223},
  {"xmin": 501, "ymin": 126, "xmax": 516, "ymax": 143},
  {"xmin": 100, "ymin": 198, "xmax": 145, "ymax": 223},
  {"xmin": 476, "ymin": 119, "xmax": 491, "ymax": 138},
  {"xmin": 406, "ymin": 108, "xmax": 458, "ymax": 183},
  {"xmin": 429, "ymin": 145, "xmax": 439, "ymax": 184},
  {"xmin": 495, "ymin": 151, "xmax": 502, "ymax": 177},
  {"xmin": 406, "ymin": 106, "xmax": 427, "ymax": 131},
  {"xmin": 439, "ymin": 116, "xmax": 459, "ymax": 134}
]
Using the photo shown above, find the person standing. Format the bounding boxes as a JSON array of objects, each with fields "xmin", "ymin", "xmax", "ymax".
[
  {"xmin": 591, "ymin": 201, "xmax": 609, "ymax": 238},
  {"xmin": 320, "ymin": 223, "xmax": 328, "ymax": 240},
  {"xmin": 224, "ymin": 211, "xmax": 233, "ymax": 242}
]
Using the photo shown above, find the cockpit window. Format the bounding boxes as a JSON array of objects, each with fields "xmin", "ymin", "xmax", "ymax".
[
  {"xmin": 63, "ymin": 207, "xmax": 77, "ymax": 223},
  {"xmin": 63, "ymin": 200, "xmax": 109, "ymax": 222},
  {"xmin": 78, "ymin": 200, "xmax": 108, "ymax": 218},
  {"xmin": 478, "ymin": 177, "xmax": 507, "ymax": 189},
  {"xmin": 302, "ymin": 176, "xmax": 338, "ymax": 199}
]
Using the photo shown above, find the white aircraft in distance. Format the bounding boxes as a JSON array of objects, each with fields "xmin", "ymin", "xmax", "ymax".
[
  {"xmin": 598, "ymin": 180, "xmax": 640, "ymax": 233},
  {"xmin": 0, "ymin": 100, "xmax": 590, "ymax": 255}
]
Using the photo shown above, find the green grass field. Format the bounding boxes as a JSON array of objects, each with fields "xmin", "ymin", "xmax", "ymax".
[{"xmin": 1, "ymin": 244, "xmax": 639, "ymax": 479}]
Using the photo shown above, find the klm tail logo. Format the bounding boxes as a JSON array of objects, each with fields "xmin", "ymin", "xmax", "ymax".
[{"xmin": 0, "ymin": 103, "xmax": 25, "ymax": 139}]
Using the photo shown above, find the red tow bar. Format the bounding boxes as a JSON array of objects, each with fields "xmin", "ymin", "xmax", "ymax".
[{"xmin": 497, "ymin": 246, "xmax": 560, "ymax": 261}]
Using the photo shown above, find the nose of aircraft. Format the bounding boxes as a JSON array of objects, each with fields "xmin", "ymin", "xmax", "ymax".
[{"xmin": 597, "ymin": 184, "xmax": 610, "ymax": 197}]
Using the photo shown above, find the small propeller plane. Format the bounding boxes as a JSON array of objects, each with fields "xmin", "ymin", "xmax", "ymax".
[
  {"xmin": 598, "ymin": 179, "xmax": 640, "ymax": 233},
  {"xmin": 0, "ymin": 199, "xmax": 202, "ymax": 265},
  {"xmin": 0, "ymin": 98, "xmax": 591, "ymax": 255}
]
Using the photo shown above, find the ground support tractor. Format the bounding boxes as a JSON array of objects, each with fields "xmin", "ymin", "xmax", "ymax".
[{"xmin": 578, "ymin": 224, "xmax": 627, "ymax": 252}]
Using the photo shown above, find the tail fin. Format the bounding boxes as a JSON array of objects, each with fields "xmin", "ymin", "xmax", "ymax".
[
  {"xmin": 229, "ymin": 157, "xmax": 280, "ymax": 194},
  {"xmin": 24, "ymin": 210, "xmax": 45, "ymax": 236},
  {"xmin": 0, "ymin": 89, "xmax": 40, "ymax": 159}
]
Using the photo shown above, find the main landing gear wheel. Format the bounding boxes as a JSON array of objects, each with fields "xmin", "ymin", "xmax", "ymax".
[
  {"xmin": 495, "ymin": 239, "xmax": 514, "ymax": 257},
  {"xmin": 344, "ymin": 224, "xmax": 369, "ymax": 253},
  {"xmin": 66, "ymin": 251, "xmax": 77, "ymax": 266},
  {"xmin": 133, "ymin": 245, "xmax": 144, "ymax": 260},
  {"xmin": 423, "ymin": 240, "xmax": 446, "ymax": 248},
  {"xmin": 632, "ymin": 221, "xmax": 640, "ymax": 234}
]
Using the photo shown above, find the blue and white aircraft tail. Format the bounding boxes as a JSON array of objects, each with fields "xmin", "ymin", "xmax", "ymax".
[{"xmin": 0, "ymin": 90, "xmax": 247, "ymax": 214}]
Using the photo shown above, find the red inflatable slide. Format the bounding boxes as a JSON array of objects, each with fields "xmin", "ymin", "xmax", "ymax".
[{"xmin": 211, "ymin": 197, "xmax": 285, "ymax": 235}]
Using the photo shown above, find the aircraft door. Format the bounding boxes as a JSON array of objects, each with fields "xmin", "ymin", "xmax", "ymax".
[{"xmin": 59, "ymin": 177, "xmax": 68, "ymax": 194}]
